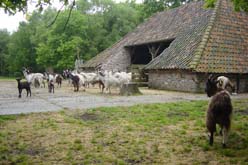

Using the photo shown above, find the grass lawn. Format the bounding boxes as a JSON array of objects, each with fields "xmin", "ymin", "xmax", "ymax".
[
  {"xmin": 0, "ymin": 76, "xmax": 15, "ymax": 81},
  {"xmin": 0, "ymin": 99, "xmax": 247, "ymax": 164}
]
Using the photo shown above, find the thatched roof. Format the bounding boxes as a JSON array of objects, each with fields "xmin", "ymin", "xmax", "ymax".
[
  {"xmin": 146, "ymin": 0, "xmax": 248, "ymax": 73},
  {"xmin": 81, "ymin": 1, "xmax": 211, "ymax": 68},
  {"xmin": 82, "ymin": 0, "xmax": 248, "ymax": 74}
]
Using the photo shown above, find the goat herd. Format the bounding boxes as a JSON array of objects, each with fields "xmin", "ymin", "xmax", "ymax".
[
  {"xmin": 15, "ymin": 68, "xmax": 236, "ymax": 148},
  {"xmin": 16, "ymin": 67, "xmax": 132, "ymax": 97}
]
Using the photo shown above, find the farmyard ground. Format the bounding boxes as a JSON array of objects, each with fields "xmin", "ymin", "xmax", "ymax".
[
  {"xmin": 0, "ymin": 100, "xmax": 248, "ymax": 164},
  {"xmin": 0, "ymin": 79, "xmax": 247, "ymax": 164}
]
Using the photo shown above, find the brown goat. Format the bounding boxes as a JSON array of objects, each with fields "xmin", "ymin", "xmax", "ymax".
[
  {"xmin": 205, "ymin": 75, "xmax": 233, "ymax": 147},
  {"xmin": 55, "ymin": 74, "xmax": 63, "ymax": 88}
]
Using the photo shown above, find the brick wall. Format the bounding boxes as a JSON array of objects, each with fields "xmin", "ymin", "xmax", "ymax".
[{"xmin": 148, "ymin": 70, "xmax": 248, "ymax": 93}]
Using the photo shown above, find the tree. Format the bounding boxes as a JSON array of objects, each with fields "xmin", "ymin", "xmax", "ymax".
[
  {"xmin": 0, "ymin": 29, "xmax": 10, "ymax": 75},
  {"xmin": 102, "ymin": 2, "xmax": 141, "ymax": 44},
  {"xmin": 35, "ymin": 0, "xmax": 142, "ymax": 70},
  {"xmin": 36, "ymin": 9, "xmax": 87, "ymax": 70},
  {"xmin": 231, "ymin": 0, "xmax": 248, "ymax": 11},
  {"xmin": 139, "ymin": 0, "xmax": 196, "ymax": 19},
  {"xmin": 7, "ymin": 21, "xmax": 39, "ymax": 74},
  {"xmin": 205, "ymin": 0, "xmax": 248, "ymax": 12},
  {"xmin": 0, "ymin": 0, "xmax": 70, "ymax": 14}
]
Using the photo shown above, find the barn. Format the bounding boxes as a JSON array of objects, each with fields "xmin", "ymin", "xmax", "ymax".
[{"xmin": 80, "ymin": 0, "xmax": 248, "ymax": 93}]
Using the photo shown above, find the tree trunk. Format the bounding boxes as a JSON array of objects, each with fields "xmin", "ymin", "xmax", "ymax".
[{"xmin": 120, "ymin": 83, "xmax": 142, "ymax": 96}]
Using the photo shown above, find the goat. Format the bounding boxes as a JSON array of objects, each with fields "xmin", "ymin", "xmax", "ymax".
[
  {"xmin": 205, "ymin": 75, "xmax": 233, "ymax": 147},
  {"xmin": 68, "ymin": 73, "xmax": 80, "ymax": 92},
  {"xmin": 34, "ymin": 78, "xmax": 40, "ymax": 88},
  {"xmin": 80, "ymin": 71, "xmax": 105, "ymax": 92},
  {"xmin": 216, "ymin": 76, "xmax": 235, "ymax": 94},
  {"xmin": 74, "ymin": 73, "xmax": 86, "ymax": 91},
  {"xmin": 91, "ymin": 79, "xmax": 105, "ymax": 93},
  {"xmin": 80, "ymin": 72, "xmax": 97, "ymax": 88},
  {"xmin": 16, "ymin": 78, "xmax": 31, "ymax": 98},
  {"xmin": 113, "ymin": 71, "xmax": 132, "ymax": 86},
  {"xmin": 98, "ymin": 70, "xmax": 132, "ymax": 94},
  {"xmin": 22, "ymin": 67, "xmax": 44, "ymax": 88},
  {"xmin": 98, "ymin": 70, "xmax": 121, "ymax": 94},
  {"xmin": 48, "ymin": 79, "xmax": 55, "ymax": 93},
  {"xmin": 55, "ymin": 74, "xmax": 63, "ymax": 88}
]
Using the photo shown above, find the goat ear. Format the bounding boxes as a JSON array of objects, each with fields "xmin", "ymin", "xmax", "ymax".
[{"xmin": 207, "ymin": 77, "xmax": 212, "ymax": 83}]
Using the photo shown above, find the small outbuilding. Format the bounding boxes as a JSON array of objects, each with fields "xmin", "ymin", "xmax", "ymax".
[{"xmin": 80, "ymin": 0, "xmax": 248, "ymax": 93}]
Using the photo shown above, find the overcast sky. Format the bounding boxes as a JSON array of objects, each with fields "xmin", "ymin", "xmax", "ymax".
[
  {"xmin": 0, "ymin": 0, "xmax": 65, "ymax": 33},
  {"xmin": 0, "ymin": 0, "xmax": 141, "ymax": 33}
]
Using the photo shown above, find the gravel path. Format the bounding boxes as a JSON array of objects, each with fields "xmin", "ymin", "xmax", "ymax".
[{"xmin": 1, "ymin": 80, "xmax": 247, "ymax": 115}]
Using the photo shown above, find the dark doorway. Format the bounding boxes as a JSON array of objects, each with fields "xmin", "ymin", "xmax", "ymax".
[{"xmin": 126, "ymin": 39, "xmax": 174, "ymax": 65}]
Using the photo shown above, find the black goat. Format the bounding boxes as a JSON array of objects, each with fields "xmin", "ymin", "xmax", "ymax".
[
  {"xmin": 16, "ymin": 78, "xmax": 31, "ymax": 98},
  {"xmin": 69, "ymin": 73, "xmax": 79, "ymax": 92},
  {"xmin": 205, "ymin": 75, "xmax": 232, "ymax": 147},
  {"xmin": 48, "ymin": 80, "xmax": 55, "ymax": 93}
]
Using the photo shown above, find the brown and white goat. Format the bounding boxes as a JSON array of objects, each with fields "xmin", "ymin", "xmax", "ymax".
[{"xmin": 205, "ymin": 75, "xmax": 233, "ymax": 147}]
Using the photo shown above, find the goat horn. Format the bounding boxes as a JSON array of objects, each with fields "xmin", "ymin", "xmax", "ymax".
[{"xmin": 208, "ymin": 74, "xmax": 218, "ymax": 82}]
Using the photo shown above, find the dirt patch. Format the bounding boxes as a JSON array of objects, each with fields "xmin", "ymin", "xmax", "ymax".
[
  {"xmin": 167, "ymin": 111, "xmax": 189, "ymax": 117},
  {"xmin": 12, "ymin": 147, "xmax": 45, "ymax": 156},
  {"xmin": 78, "ymin": 112, "xmax": 99, "ymax": 121},
  {"xmin": 125, "ymin": 159, "xmax": 142, "ymax": 164},
  {"xmin": 23, "ymin": 148, "xmax": 45, "ymax": 156}
]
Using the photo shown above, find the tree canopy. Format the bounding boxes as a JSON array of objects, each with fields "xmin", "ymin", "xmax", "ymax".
[
  {"xmin": 0, "ymin": 0, "xmax": 70, "ymax": 14},
  {"xmin": 204, "ymin": 0, "xmax": 248, "ymax": 12}
]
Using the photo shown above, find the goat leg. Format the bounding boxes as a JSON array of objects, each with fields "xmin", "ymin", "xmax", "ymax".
[
  {"xmin": 26, "ymin": 89, "xmax": 29, "ymax": 97},
  {"xmin": 209, "ymin": 132, "xmax": 214, "ymax": 146},
  {"xmin": 219, "ymin": 126, "xmax": 223, "ymax": 136},
  {"xmin": 222, "ymin": 127, "xmax": 228, "ymax": 148},
  {"xmin": 77, "ymin": 84, "xmax": 79, "ymax": 92},
  {"xmin": 18, "ymin": 89, "xmax": 22, "ymax": 98},
  {"xmin": 101, "ymin": 85, "xmax": 105, "ymax": 93}
]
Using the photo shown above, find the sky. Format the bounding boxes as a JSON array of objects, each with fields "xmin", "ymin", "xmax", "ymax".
[
  {"xmin": 0, "ymin": 0, "xmax": 140, "ymax": 33},
  {"xmin": 0, "ymin": 0, "xmax": 72, "ymax": 33},
  {"xmin": 0, "ymin": 11, "xmax": 26, "ymax": 32}
]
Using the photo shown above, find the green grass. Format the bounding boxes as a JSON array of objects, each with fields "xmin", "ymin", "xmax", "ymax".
[
  {"xmin": 0, "ymin": 115, "xmax": 17, "ymax": 124},
  {"xmin": 0, "ymin": 99, "xmax": 247, "ymax": 164},
  {"xmin": 0, "ymin": 76, "xmax": 16, "ymax": 82}
]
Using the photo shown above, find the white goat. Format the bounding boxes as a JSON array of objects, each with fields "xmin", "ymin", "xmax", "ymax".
[
  {"xmin": 80, "ymin": 72, "xmax": 97, "ymax": 87},
  {"xmin": 216, "ymin": 76, "xmax": 235, "ymax": 93},
  {"xmin": 113, "ymin": 72, "xmax": 132, "ymax": 85},
  {"xmin": 98, "ymin": 70, "xmax": 131, "ymax": 94},
  {"xmin": 22, "ymin": 68, "xmax": 45, "ymax": 88}
]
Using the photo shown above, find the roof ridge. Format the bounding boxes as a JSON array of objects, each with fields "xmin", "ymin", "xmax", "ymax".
[{"xmin": 189, "ymin": 0, "xmax": 221, "ymax": 70}]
